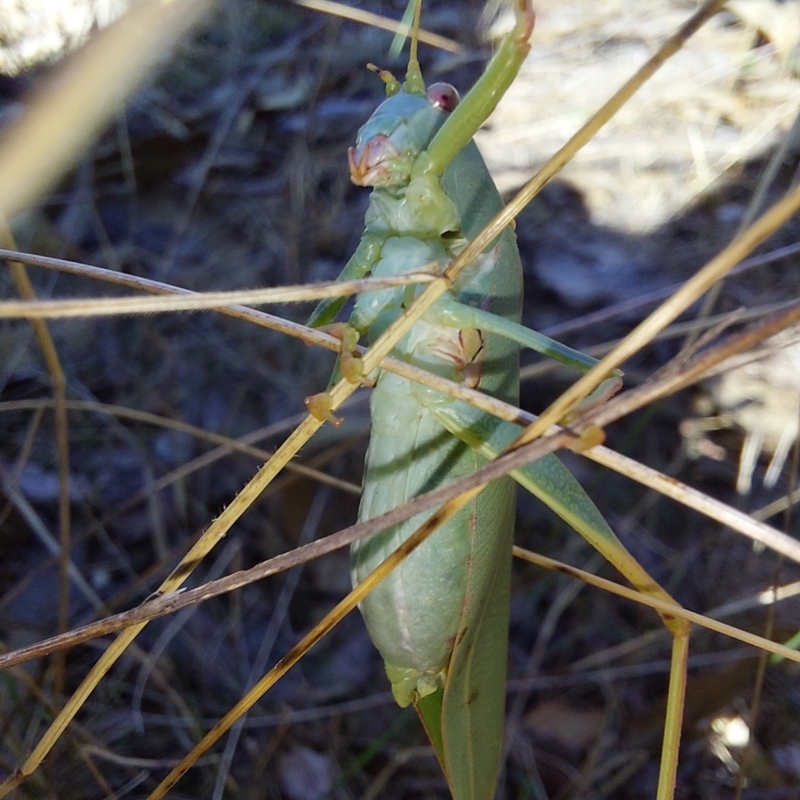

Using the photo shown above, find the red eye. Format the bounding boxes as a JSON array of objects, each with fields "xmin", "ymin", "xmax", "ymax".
[{"xmin": 426, "ymin": 82, "xmax": 460, "ymax": 113}]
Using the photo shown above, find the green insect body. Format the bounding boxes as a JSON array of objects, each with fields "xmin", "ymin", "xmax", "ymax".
[
  {"xmin": 348, "ymin": 93, "xmax": 523, "ymax": 710},
  {"xmin": 307, "ymin": 60, "xmax": 527, "ymax": 794},
  {"xmin": 306, "ymin": 1, "xmax": 661, "ymax": 791},
  {"xmin": 305, "ymin": 5, "xmax": 617, "ymax": 798}
]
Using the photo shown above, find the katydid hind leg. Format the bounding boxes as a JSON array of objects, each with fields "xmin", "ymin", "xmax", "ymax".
[
  {"xmin": 431, "ymin": 402, "xmax": 678, "ymax": 607},
  {"xmin": 433, "ymin": 403, "xmax": 690, "ymax": 800}
]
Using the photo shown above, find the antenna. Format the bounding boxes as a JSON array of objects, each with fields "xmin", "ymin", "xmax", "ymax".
[{"xmin": 404, "ymin": 0, "xmax": 425, "ymax": 94}]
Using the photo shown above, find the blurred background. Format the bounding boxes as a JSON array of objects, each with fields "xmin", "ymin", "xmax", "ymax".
[{"xmin": 1, "ymin": 1, "xmax": 800, "ymax": 797}]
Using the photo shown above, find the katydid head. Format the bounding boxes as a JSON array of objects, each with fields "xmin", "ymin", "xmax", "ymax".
[
  {"xmin": 348, "ymin": 0, "xmax": 463, "ymax": 188},
  {"xmin": 348, "ymin": 82, "xmax": 459, "ymax": 188}
]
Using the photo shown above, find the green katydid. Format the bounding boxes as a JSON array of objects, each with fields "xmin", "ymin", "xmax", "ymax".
[
  {"xmin": 305, "ymin": 3, "xmax": 686, "ymax": 799},
  {"xmin": 0, "ymin": 2, "xmax": 729, "ymax": 798}
]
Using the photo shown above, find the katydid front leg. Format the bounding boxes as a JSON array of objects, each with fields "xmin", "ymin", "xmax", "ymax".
[
  {"xmin": 305, "ymin": 236, "xmax": 451, "ymax": 425},
  {"xmin": 304, "ymin": 230, "xmax": 388, "ymax": 425},
  {"xmin": 307, "ymin": 231, "xmax": 385, "ymax": 328}
]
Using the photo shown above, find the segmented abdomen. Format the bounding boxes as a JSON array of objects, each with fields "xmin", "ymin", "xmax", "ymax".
[{"xmin": 351, "ymin": 367, "xmax": 485, "ymax": 696}]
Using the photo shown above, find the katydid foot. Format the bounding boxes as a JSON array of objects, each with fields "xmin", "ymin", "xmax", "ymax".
[{"xmin": 305, "ymin": 323, "xmax": 373, "ymax": 426}]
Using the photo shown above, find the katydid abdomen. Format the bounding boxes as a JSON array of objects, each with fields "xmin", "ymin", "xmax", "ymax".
[{"xmin": 354, "ymin": 370, "xmax": 514, "ymax": 705}]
